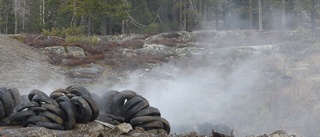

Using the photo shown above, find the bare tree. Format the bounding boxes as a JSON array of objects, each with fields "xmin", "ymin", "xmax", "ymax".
[
  {"xmin": 311, "ymin": 0, "xmax": 316, "ymax": 31},
  {"xmin": 258, "ymin": 0, "xmax": 262, "ymax": 30},
  {"xmin": 248, "ymin": 0, "xmax": 253, "ymax": 29},
  {"xmin": 281, "ymin": 0, "xmax": 286, "ymax": 30}
]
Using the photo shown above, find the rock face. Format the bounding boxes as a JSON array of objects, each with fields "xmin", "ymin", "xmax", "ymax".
[
  {"xmin": 0, "ymin": 36, "xmax": 69, "ymax": 92},
  {"xmin": 0, "ymin": 122, "xmax": 108, "ymax": 137}
]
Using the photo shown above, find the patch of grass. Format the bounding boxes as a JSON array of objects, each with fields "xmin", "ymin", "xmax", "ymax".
[
  {"xmin": 120, "ymin": 39, "xmax": 144, "ymax": 49},
  {"xmin": 66, "ymin": 35, "xmax": 100, "ymax": 45},
  {"xmin": 61, "ymin": 55, "xmax": 105, "ymax": 66}
]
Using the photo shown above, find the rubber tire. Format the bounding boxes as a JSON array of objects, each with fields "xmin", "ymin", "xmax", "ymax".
[
  {"xmin": 9, "ymin": 110, "xmax": 36, "ymax": 124},
  {"xmin": 50, "ymin": 89, "xmax": 69, "ymax": 100},
  {"xmin": 109, "ymin": 91, "xmax": 136, "ymax": 115},
  {"xmin": 36, "ymin": 121, "xmax": 65, "ymax": 130},
  {"xmin": 20, "ymin": 95, "xmax": 29, "ymax": 103},
  {"xmin": 80, "ymin": 95, "xmax": 99, "ymax": 121},
  {"xmin": 39, "ymin": 111, "xmax": 64, "ymax": 125},
  {"xmin": 0, "ymin": 101, "xmax": 5, "ymax": 120},
  {"xmin": 55, "ymin": 96, "xmax": 71, "ymax": 104},
  {"xmin": 120, "ymin": 96, "xmax": 144, "ymax": 122},
  {"xmin": 157, "ymin": 117, "xmax": 171, "ymax": 134},
  {"xmin": 134, "ymin": 106, "xmax": 161, "ymax": 117},
  {"xmin": 8, "ymin": 88, "xmax": 21, "ymax": 107},
  {"xmin": 28, "ymin": 107, "xmax": 47, "ymax": 113},
  {"xmin": 101, "ymin": 90, "xmax": 119, "ymax": 114},
  {"xmin": 28, "ymin": 89, "xmax": 48, "ymax": 101},
  {"xmin": 22, "ymin": 115, "xmax": 50, "ymax": 127},
  {"xmin": 0, "ymin": 88, "xmax": 14, "ymax": 117},
  {"xmin": 124, "ymin": 99, "xmax": 149, "ymax": 122},
  {"xmin": 41, "ymin": 103, "xmax": 67, "ymax": 121},
  {"xmin": 71, "ymin": 96, "xmax": 92, "ymax": 123},
  {"xmin": 14, "ymin": 102, "xmax": 39, "ymax": 113},
  {"xmin": 130, "ymin": 116, "xmax": 159, "ymax": 126},
  {"xmin": 59, "ymin": 101, "xmax": 76, "ymax": 130},
  {"xmin": 32, "ymin": 94, "xmax": 58, "ymax": 107},
  {"xmin": 66, "ymin": 85, "xmax": 91, "ymax": 97}
]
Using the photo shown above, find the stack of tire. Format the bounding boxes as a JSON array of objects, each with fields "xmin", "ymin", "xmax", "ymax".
[
  {"xmin": 99, "ymin": 90, "xmax": 170, "ymax": 134},
  {"xmin": 8, "ymin": 85, "xmax": 99, "ymax": 130},
  {"xmin": 0, "ymin": 87, "xmax": 21, "ymax": 125}
]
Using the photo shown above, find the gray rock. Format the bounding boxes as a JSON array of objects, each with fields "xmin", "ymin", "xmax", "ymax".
[
  {"xmin": 269, "ymin": 130, "xmax": 288, "ymax": 137},
  {"xmin": 0, "ymin": 122, "xmax": 108, "ymax": 137},
  {"xmin": 135, "ymin": 44, "xmax": 174, "ymax": 56},
  {"xmin": 66, "ymin": 46, "xmax": 86, "ymax": 57},
  {"xmin": 107, "ymin": 123, "xmax": 132, "ymax": 135},
  {"xmin": 68, "ymin": 64, "xmax": 105, "ymax": 79},
  {"xmin": 43, "ymin": 46, "xmax": 67, "ymax": 56}
]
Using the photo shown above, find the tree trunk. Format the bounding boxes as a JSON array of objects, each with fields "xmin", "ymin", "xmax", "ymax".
[
  {"xmin": 281, "ymin": 0, "xmax": 286, "ymax": 30},
  {"xmin": 258, "ymin": 0, "xmax": 262, "ymax": 30},
  {"xmin": 248, "ymin": 0, "xmax": 253, "ymax": 29},
  {"xmin": 204, "ymin": 0, "xmax": 207, "ymax": 26},
  {"xmin": 311, "ymin": 0, "xmax": 316, "ymax": 31},
  {"xmin": 22, "ymin": 0, "xmax": 26, "ymax": 32},
  {"xmin": 215, "ymin": 2, "xmax": 219, "ymax": 29},
  {"xmin": 71, "ymin": 2, "xmax": 77, "ymax": 26},
  {"xmin": 87, "ymin": 17, "xmax": 91, "ymax": 35},
  {"xmin": 42, "ymin": 0, "xmax": 45, "ymax": 26},
  {"xmin": 101, "ymin": 17, "xmax": 106, "ymax": 35},
  {"xmin": 15, "ymin": 10, "xmax": 17, "ymax": 34},
  {"xmin": 179, "ymin": 0, "xmax": 183, "ymax": 30}
]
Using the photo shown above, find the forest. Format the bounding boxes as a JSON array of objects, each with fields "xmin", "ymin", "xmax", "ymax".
[{"xmin": 0, "ymin": 0, "xmax": 319, "ymax": 35}]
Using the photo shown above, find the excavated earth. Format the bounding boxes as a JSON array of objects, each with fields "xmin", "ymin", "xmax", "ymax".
[{"xmin": 1, "ymin": 30, "xmax": 319, "ymax": 136}]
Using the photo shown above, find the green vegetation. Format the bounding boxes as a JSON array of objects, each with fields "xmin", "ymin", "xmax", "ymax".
[{"xmin": 0, "ymin": 0, "xmax": 319, "ymax": 35}]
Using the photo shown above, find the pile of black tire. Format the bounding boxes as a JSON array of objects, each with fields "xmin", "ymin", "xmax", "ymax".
[
  {"xmin": 0, "ymin": 86, "xmax": 171, "ymax": 134},
  {"xmin": 0, "ymin": 85, "xmax": 99, "ymax": 130},
  {"xmin": 98, "ymin": 90, "xmax": 170, "ymax": 134}
]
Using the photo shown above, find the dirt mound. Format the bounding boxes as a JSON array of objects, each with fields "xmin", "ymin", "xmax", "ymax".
[{"xmin": 0, "ymin": 35, "xmax": 69, "ymax": 94}]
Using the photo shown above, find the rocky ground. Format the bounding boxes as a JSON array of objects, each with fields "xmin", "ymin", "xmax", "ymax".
[{"xmin": 1, "ymin": 30, "xmax": 320, "ymax": 136}]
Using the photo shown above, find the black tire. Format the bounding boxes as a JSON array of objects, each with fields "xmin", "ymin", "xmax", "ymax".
[
  {"xmin": 36, "ymin": 121, "xmax": 65, "ymax": 130},
  {"xmin": 101, "ymin": 90, "xmax": 119, "ymax": 114},
  {"xmin": 28, "ymin": 107, "xmax": 47, "ymax": 113},
  {"xmin": 50, "ymin": 89, "xmax": 67, "ymax": 100},
  {"xmin": 135, "ymin": 120, "xmax": 163, "ymax": 130},
  {"xmin": 0, "ymin": 88, "xmax": 14, "ymax": 117},
  {"xmin": 8, "ymin": 88, "xmax": 21, "ymax": 107},
  {"xmin": 124, "ymin": 99, "xmax": 149, "ymax": 122},
  {"xmin": 96, "ymin": 113, "xmax": 125, "ymax": 124},
  {"xmin": 157, "ymin": 117, "xmax": 170, "ymax": 134},
  {"xmin": 134, "ymin": 106, "xmax": 161, "ymax": 117},
  {"xmin": 28, "ymin": 89, "xmax": 48, "ymax": 101},
  {"xmin": 66, "ymin": 85, "xmax": 91, "ymax": 97},
  {"xmin": 130, "ymin": 116, "xmax": 159, "ymax": 126},
  {"xmin": 14, "ymin": 102, "xmax": 39, "ymax": 113},
  {"xmin": 39, "ymin": 111, "xmax": 64, "ymax": 125},
  {"xmin": 109, "ymin": 91, "xmax": 136, "ymax": 115},
  {"xmin": 55, "ymin": 96, "xmax": 72, "ymax": 104},
  {"xmin": 80, "ymin": 95, "xmax": 99, "ymax": 121},
  {"xmin": 59, "ymin": 102, "xmax": 76, "ymax": 130},
  {"xmin": 32, "ymin": 94, "xmax": 58, "ymax": 107},
  {"xmin": 9, "ymin": 110, "xmax": 36, "ymax": 124},
  {"xmin": 71, "ymin": 96, "xmax": 92, "ymax": 123},
  {"xmin": 120, "ymin": 96, "xmax": 144, "ymax": 122},
  {"xmin": 0, "ymin": 101, "xmax": 5, "ymax": 120},
  {"xmin": 41, "ymin": 103, "xmax": 67, "ymax": 121},
  {"xmin": 22, "ymin": 115, "xmax": 50, "ymax": 127},
  {"xmin": 20, "ymin": 95, "xmax": 29, "ymax": 103}
]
